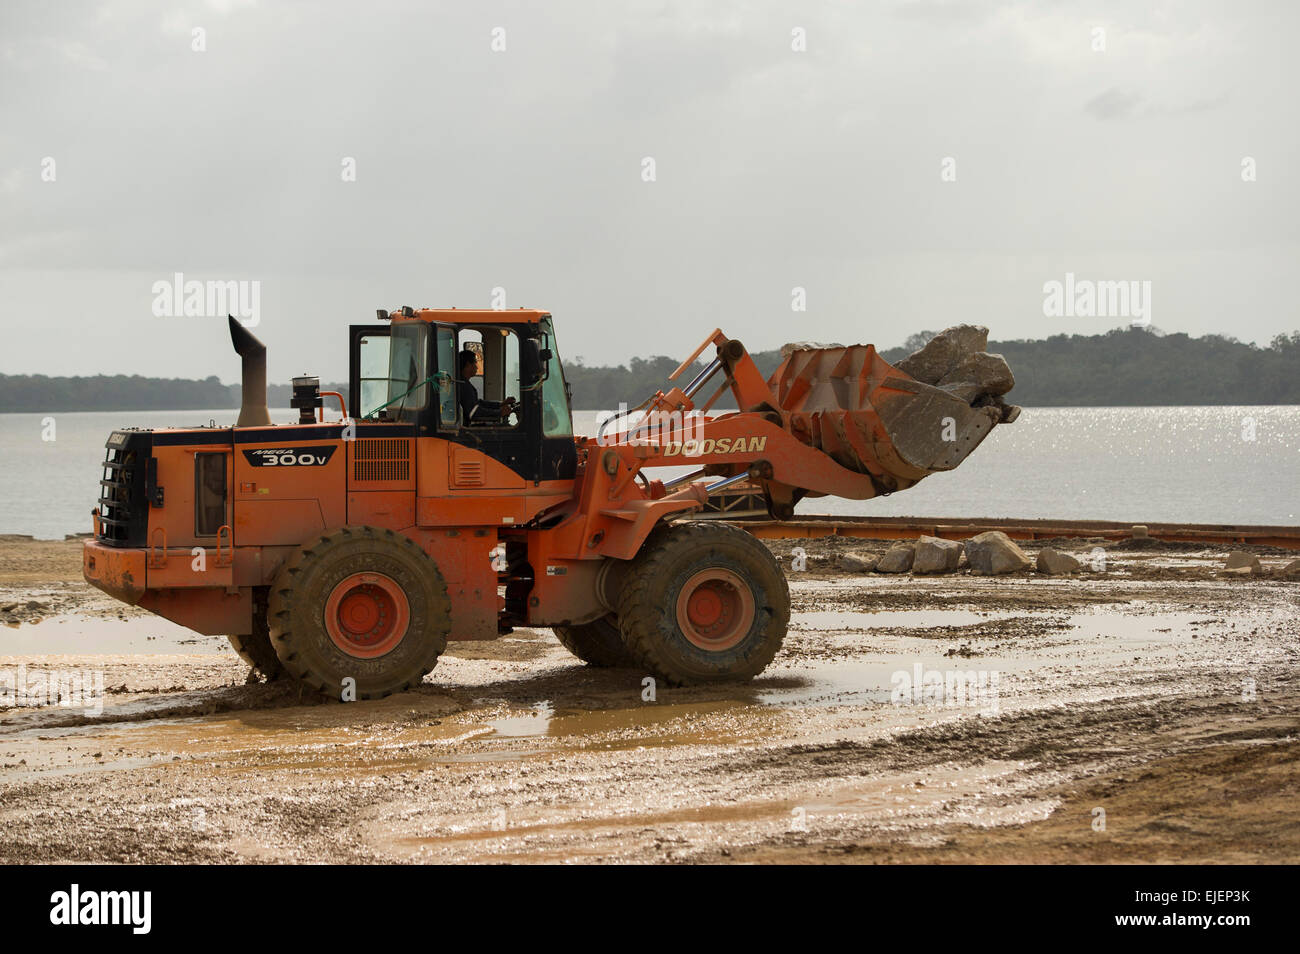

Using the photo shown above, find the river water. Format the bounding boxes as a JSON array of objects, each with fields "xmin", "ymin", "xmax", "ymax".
[{"xmin": 1, "ymin": 406, "xmax": 1296, "ymax": 539}]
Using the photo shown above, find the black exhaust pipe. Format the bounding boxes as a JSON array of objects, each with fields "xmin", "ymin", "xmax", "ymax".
[{"xmin": 228, "ymin": 315, "xmax": 272, "ymax": 427}]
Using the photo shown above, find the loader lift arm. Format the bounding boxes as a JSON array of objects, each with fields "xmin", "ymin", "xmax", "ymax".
[{"xmin": 587, "ymin": 327, "xmax": 1018, "ymax": 522}]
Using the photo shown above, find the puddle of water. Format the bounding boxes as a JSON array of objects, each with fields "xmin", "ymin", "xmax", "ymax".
[
  {"xmin": 381, "ymin": 758, "xmax": 1059, "ymax": 862},
  {"xmin": 1063, "ymin": 609, "xmax": 1218, "ymax": 643},
  {"xmin": 0, "ymin": 614, "xmax": 228, "ymax": 655},
  {"xmin": 0, "ymin": 708, "xmax": 503, "ymax": 781},
  {"xmin": 488, "ymin": 703, "xmax": 556, "ymax": 738},
  {"xmin": 756, "ymin": 654, "xmax": 1032, "ymax": 709},
  {"xmin": 5, "ymin": 755, "xmax": 162, "ymax": 780},
  {"xmin": 756, "ymin": 661, "xmax": 898, "ymax": 707},
  {"xmin": 486, "ymin": 698, "xmax": 751, "ymax": 742},
  {"xmin": 385, "ymin": 798, "xmax": 802, "ymax": 858},
  {"xmin": 802, "ymin": 761, "xmax": 1021, "ymax": 815},
  {"xmin": 792, "ymin": 606, "xmax": 1234, "ymax": 646}
]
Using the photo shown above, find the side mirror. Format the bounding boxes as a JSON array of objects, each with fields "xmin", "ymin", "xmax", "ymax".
[{"xmin": 523, "ymin": 339, "xmax": 551, "ymax": 384}]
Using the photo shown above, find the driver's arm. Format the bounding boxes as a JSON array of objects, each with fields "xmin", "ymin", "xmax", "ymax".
[
  {"xmin": 470, "ymin": 397, "xmax": 511, "ymax": 423},
  {"xmin": 457, "ymin": 379, "xmax": 479, "ymax": 424}
]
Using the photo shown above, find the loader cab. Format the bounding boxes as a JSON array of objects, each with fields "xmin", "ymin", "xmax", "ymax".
[{"xmin": 350, "ymin": 310, "xmax": 577, "ymax": 483}]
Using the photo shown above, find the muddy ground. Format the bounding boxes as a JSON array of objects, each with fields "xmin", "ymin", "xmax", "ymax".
[{"xmin": 1, "ymin": 535, "xmax": 1297, "ymax": 864}]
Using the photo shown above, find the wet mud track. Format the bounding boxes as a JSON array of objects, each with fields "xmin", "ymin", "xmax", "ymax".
[{"xmin": 1, "ymin": 540, "xmax": 1297, "ymax": 863}]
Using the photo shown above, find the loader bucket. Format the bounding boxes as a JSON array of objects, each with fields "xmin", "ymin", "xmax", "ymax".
[{"xmin": 769, "ymin": 334, "xmax": 1018, "ymax": 495}]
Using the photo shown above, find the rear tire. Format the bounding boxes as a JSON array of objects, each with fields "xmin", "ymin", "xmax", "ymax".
[
  {"xmin": 617, "ymin": 522, "xmax": 789, "ymax": 686},
  {"xmin": 553, "ymin": 615, "xmax": 636, "ymax": 668},
  {"xmin": 226, "ymin": 588, "xmax": 284, "ymax": 681},
  {"xmin": 268, "ymin": 526, "xmax": 451, "ymax": 700}
]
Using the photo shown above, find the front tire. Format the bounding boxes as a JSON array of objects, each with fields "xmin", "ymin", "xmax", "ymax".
[
  {"xmin": 617, "ymin": 522, "xmax": 789, "ymax": 685},
  {"xmin": 226, "ymin": 588, "xmax": 284, "ymax": 681},
  {"xmin": 553, "ymin": 615, "xmax": 636, "ymax": 668},
  {"xmin": 268, "ymin": 526, "xmax": 451, "ymax": 699}
]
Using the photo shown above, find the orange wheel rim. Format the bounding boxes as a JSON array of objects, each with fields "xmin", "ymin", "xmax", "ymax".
[
  {"xmin": 324, "ymin": 572, "xmax": 410, "ymax": 659},
  {"xmin": 675, "ymin": 568, "xmax": 754, "ymax": 651}
]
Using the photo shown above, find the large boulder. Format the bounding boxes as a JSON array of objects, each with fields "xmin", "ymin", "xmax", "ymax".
[
  {"xmin": 935, "ymin": 351, "xmax": 1016, "ymax": 401},
  {"xmin": 894, "ymin": 324, "xmax": 989, "ymax": 384},
  {"xmin": 1036, "ymin": 547, "xmax": 1082, "ymax": 575},
  {"xmin": 1223, "ymin": 551, "xmax": 1261, "ymax": 574},
  {"xmin": 1277, "ymin": 559, "xmax": 1300, "ymax": 580},
  {"xmin": 965, "ymin": 531, "xmax": 1032, "ymax": 575},
  {"xmin": 874, "ymin": 544, "xmax": 915, "ymax": 574},
  {"xmin": 912, "ymin": 536, "xmax": 963, "ymax": 574}
]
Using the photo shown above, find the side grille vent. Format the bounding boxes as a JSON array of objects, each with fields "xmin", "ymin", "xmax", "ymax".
[
  {"xmin": 353, "ymin": 438, "xmax": 411, "ymax": 482},
  {"xmin": 97, "ymin": 430, "xmax": 151, "ymax": 547},
  {"xmin": 453, "ymin": 459, "xmax": 485, "ymax": 487}
]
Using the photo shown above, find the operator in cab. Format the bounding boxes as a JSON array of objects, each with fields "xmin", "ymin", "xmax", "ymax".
[{"xmin": 457, "ymin": 349, "xmax": 516, "ymax": 425}]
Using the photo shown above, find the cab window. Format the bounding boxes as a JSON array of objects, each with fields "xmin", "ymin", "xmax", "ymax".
[
  {"xmin": 386, "ymin": 323, "xmax": 429, "ymax": 415},
  {"xmin": 356, "ymin": 334, "xmax": 391, "ymax": 418},
  {"xmin": 435, "ymin": 326, "xmax": 458, "ymax": 426},
  {"xmin": 539, "ymin": 317, "xmax": 573, "ymax": 438},
  {"xmin": 456, "ymin": 327, "xmax": 521, "ymax": 427}
]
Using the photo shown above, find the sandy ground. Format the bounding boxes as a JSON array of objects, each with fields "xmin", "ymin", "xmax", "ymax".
[{"xmin": 1, "ymin": 535, "xmax": 1297, "ymax": 864}]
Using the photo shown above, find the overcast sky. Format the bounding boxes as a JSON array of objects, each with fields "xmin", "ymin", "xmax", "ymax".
[{"xmin": 1, "ymin": 0, "xmax": 1296, "ymax": 384}]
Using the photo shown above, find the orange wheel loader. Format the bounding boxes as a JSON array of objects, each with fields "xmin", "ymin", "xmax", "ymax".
[{"xmin": 83, "ymin": 310, "xmax": 1017, "ymax": 697}]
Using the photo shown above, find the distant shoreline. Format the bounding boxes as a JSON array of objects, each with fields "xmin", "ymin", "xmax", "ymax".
[{"xmin": 4, "ymin": 326, "xmax": 1298, "ymax": 411}]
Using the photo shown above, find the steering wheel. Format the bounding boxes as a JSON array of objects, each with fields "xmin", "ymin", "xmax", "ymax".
[{"xmin": 501, "ymin": 397, "xmax": 520, "ymax": 425}]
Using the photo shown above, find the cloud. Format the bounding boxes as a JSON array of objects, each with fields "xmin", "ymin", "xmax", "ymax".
[
  {"xmin": 1084, "ymin": 85, "xmax": 1231, "ymax": 121},
  {"xmin": 1084, "ymin": 87, "xmax": 1144, "ymax": 120}
]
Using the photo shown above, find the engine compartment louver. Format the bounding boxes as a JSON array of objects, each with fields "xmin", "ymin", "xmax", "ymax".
[{"xmin": 353, "ymin": 438, "xmax": 411, "ymax": 482}]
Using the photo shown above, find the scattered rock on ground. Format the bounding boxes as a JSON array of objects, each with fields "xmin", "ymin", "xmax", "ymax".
[
  {"xmin": 1037, "ymin": 548, "xmax": 1083, "ymax": 575},
  {"xmin": 1224, "ymin": 551, "xmax": 1262, "ymax": 574},
  {"xmin": 965, "ymin": 531, "xmax": 1032, "ymax": 575},
  {"xmin": 874, "ymin": 544, "xmax": 915, "ymax": 574},
  {"xmin": 1277, "ymin": 559, "xmax": 1300, "ymax": 580},
  {"xmin": 912, "ymin": 536, "xmax": 963, "ymax": 574},
  {"xmin": 837, "ymin": 551, "xmax": 877, "ymax": 573}
]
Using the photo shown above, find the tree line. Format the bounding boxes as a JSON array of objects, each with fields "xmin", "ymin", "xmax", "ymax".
[
  {"xmin": 878, "ymin": 327, "xmax": 1300, "ymax": 407},
  {"xmin": 0, "ymin": 375, "xmax": 348, "ymax": 414},
  {"xmin": 569, "ymin": 327, "xmax": 1300, "ymax": 408},
  {"xmin": 2, "ymin": 327, "xmax": 1296, "ymax": 412}
]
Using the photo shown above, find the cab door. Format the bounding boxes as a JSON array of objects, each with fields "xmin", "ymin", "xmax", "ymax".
[
  {"xmin": 445, "ymin": 325, "xmax": 535, "ymax": 484},
  {"xmin": 348, "ymin": 324, "xmax": 391, "ymax": 420}
]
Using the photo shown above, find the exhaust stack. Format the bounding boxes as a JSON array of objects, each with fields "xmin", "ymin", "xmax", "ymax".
[{"xmin": 228, "ymin": 315, "xmax": 272, "ymax": 427}]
